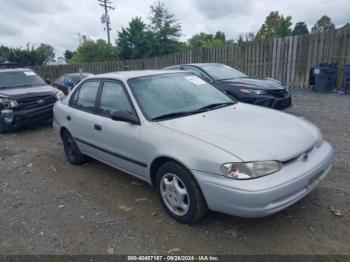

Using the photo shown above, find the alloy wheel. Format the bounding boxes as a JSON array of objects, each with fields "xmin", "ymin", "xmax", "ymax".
[{"xmin": 160, "ymin": 173, "xmax": 190, "ymax": 216}]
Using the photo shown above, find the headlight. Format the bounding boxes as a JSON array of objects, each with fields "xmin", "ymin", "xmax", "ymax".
[
  {"xmin": 316, "ymin": 132, "xmax": 324, "ymax": 147},
  {"xmin": 0, "ymin": 97, "xmax": 18, "ymax": 108},
  {"xmin": 221, "ymin": 161, "xmax": 282, "ymax": 180},
  {"xmin": 239, "ymin": 89, "xmax": 266, "ymax": 95},
  {"xmin": 55, "ymin": 91, "xmax": 65, "ymax": 101}
]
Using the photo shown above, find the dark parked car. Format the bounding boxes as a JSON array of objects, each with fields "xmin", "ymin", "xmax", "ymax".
[
  {"xmin": 0, "ymin": 63, "xmax": 65, "ymax": 133},
  {"xmin": 165, "ymin": 63, "xmax": 291, "ymax": 109},
  {"xmin": 54, "ymin": 73, "xmax": 93, "ymax": 95}
]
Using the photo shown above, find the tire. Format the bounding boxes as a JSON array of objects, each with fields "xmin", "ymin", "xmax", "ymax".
[
  {"xmin": 61, "ymin": 129, "xmax": 87, "ymax": 165},
  {"xmin": 0, "ymin": 117, "xmax": 8, "ymax": 134},
  {"xmin": 155, "ymin": 162, "xmax": 207, "ymax": 224}
]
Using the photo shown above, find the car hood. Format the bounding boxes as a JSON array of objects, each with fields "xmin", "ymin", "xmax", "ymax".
[
  {"xmin": 216, "ymin": 77, "xmax": 285, "ymax": 90},
  {"xmin": 158, "ymin": 103, "xmax": 319, "ymax": 162},
  {"xmin": 0, "ymin": 85, "xmax": 58, "ymax": 99}
]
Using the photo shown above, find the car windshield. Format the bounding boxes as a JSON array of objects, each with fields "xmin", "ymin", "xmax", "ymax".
[
  {"xmin": 200, "ymin": 64, "xmax": 247, "ymax": 81},
  {"xmin": 128, "ymin": 73, "xmax": 235, "ymax": 121},
  {"xmin": 0, "ymin": 70, "xmax": 46, "ymax": 89}
]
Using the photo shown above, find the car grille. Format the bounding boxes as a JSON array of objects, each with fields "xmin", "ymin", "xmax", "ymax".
[
  {"xmin": 17, "ymin": 95, "xmax": 56, "ymax": 110},
  {"xmin": 266, "ymin": 89, "xmax": 288, "ymax": 98}
]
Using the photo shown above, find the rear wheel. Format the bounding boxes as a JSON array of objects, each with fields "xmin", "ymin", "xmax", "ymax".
[
  {"xmin": 155, "ymin": 162, "xmax": 207, "ymax": 224},
  {"xmin": 61, "ymin": 130, "xmax": 87, "ymax": 165}
]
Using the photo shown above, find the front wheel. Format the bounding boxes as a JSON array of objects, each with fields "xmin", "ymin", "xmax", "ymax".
[
  {"xmin": 0, "ymin": 118, "xmax": 8, "ymax": 134},
  {"xmin": 155, "ymin": 162, "xmax": 207, "ymax": 224},
  {"xmin": 61, "ymin": 130, "xmax": 87, "ymax": 165}
]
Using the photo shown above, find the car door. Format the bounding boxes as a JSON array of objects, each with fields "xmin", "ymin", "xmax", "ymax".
[
  {"xmin": 67, "ymin": 80, "xmax": 101, "ymax": 156},
  {"xmin": 93, "ymin": 80, "xmax": 145, "ymax": 179}
]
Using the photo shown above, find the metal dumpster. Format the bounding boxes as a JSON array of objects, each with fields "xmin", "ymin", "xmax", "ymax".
[{"xmin": 312, "ymin": 64, "xmax": 337, "ymax": 93}]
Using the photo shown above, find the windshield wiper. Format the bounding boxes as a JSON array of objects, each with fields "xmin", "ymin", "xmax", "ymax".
[
  {"xmin": 198, "ymin": 102, "xmax": 234, "ymax": 111},
  {"xmin": 152, "ymin": 102, "xmax": 234, "ymax": 121},
  {"xmin": 152, "ymin": 111, "xmax": 199, "ymax": 121}
]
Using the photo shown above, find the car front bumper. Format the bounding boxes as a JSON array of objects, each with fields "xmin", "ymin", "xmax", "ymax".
[
  {"xmin": 236, "ymin": 92, "xmax": 292, "ymax": 110},
  {"xmin": 191, "ymin": 141, "xmax": 334, "ymax": 218},
  {"xmin": 0, "ymin": 103, "xmax": 55, "ymax": 130}
]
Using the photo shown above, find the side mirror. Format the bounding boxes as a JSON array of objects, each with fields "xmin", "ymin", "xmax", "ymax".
[{"xmin": 111, "ymin": 110, "xmax": 140, "ymax": 125}]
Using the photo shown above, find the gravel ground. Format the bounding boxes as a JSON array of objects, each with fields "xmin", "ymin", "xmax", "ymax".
[{"xmin": 0, "ymin": 89, "xmax": 349, "ymax": 255}]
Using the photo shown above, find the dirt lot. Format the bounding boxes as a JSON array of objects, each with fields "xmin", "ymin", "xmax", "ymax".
[{"xmin": 0, "ymin": 89, "xmax": 349, "ymax": 255}]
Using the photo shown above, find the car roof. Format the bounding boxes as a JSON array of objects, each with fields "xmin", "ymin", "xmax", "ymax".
[
  {"xmin": 89, "ymin": 70, "xmax": 185, "ymax": 81},
  {"xmin": 65, "ymin": 73, "xmax": 92, "ymax": 77},
  {"xmin": 168, "ymin": 63, "xmax": 222, "ymax": 68}
]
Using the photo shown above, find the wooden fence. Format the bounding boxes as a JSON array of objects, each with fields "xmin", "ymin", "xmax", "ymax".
[{"xmin": 32, "ymin": 28, "xmax": 350, "ymax": 88}]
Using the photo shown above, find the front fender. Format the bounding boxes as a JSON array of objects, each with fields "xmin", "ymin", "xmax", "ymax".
[{"xmin": 141, "ymin": 122, "xmax": 242, "ymax": 181}]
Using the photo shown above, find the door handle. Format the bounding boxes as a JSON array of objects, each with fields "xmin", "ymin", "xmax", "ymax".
[
  {"xmin": 94, "ymin": 124, "xmax": 102, "ymax": 131},
  {"xmin": 67, "ymin": 115, "xmax": 71, "ymax": 121}
]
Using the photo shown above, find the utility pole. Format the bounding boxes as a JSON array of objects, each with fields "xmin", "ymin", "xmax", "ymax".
[
  {"xmin": 77, "ymin": 32, "xmax": 81, "ymax": 45},
  {"xmin": 98, "ymin": 0, "xmax": 114, "ymax": 44}
]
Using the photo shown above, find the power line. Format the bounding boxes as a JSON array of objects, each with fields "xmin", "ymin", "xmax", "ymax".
[{"xmin": 98, "ymin": 0, "xmax": 115, "ymax": 44}]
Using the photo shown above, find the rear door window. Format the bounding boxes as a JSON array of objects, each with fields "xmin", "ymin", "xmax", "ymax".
[{"xmin": 70, "ymin": 81, "xmax": 100, "ymax": 113}]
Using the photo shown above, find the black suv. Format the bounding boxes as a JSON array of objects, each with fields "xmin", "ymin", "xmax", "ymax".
[{"xmin": 0, "ymin": 63, "xmax": 65, "ymax": 133}]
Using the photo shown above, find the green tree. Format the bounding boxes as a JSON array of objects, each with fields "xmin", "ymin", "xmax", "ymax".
[
  {"xmin": 176, "ymin": 41, "xmax": 188, "ymax": 52},
  {"xmin": 292, "ymin": 22, "xmax": 309, "ymax": 35},
  {"xmin": 70, "ymin": 39, "xmax": 119, "ymax": 63},
  {"xmin": 4, "ymin": 43, "xmax": 54, "ymax": 66},
  {"xmin": 237, "ymin": 32, "xmax": 255, "ymax": 44},
  {"xmin": 188, "ymin": 33, "xmax": 214, "ymax": 49},
  {"xmin": 117, "ymin": 17, "xmax": 153, "ymax": 60},
  {"xmin": 148, "ymin": 0, "xmax": 182, "ymax": 56},
  {"xmin": 214, "ymin": 31, "xmax": 226, "ymax": 42},
  {"xmin": 36, "ymin": 43, "xmax": 55, "ymax": 63},
  {"xmin": 311, "ymin": 15, "xmax": 335, "ymax": 32},
  {"xmin": 188, "ymin": 31, "xmax": 226, "ymax": 49},
  {"xmin": 64, "ymin": 50, "xmax": 76, "ymax": 61},
  {"xmin": 0, "ymin": 45, "xmax": 9, "ymax": 62},
  {"xmin": 342, "ymin": 22, "xmax": 350, "ymax": 33},
  {"xmin": 117, "ymin": 28, "xmax": 132, "ymax": 60},
  {"xmin": 205, "ymin": 31, "xmax": 226, "ymax": 47},
  {"xmin": 256, "ymin": 11, "xmax": 292, "ymax": 41}
]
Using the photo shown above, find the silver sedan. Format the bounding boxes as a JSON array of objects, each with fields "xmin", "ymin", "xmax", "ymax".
[{"xmin": 53, "ymin": 70, "xmax": 334, "ymax": 224}]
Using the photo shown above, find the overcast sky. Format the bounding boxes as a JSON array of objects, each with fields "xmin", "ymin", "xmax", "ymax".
[{"xmin": 0, "ymin": 0, "xmax": 348, "ymax": 57}]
